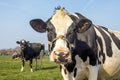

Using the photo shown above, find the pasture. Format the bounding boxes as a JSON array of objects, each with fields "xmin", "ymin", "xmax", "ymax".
[{"xmin": 0, "ymin": 56, "xmax": 62, "ymax": 80}]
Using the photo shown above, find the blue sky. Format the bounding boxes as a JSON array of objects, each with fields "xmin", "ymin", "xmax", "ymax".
[{"xmin": 0, "ymin": 0, "xmax": 120, "ymax": 49}]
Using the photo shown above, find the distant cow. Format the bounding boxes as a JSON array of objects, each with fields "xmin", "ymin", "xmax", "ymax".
[
  {"xmin": 16, "ymin": 39, "xmax": 45, "ymax": 72},
  {"xmin": 29, "ymin": 7, "xmax": 120, "ymax": 80},
  {"xmin": 12, "ymin": 52, "xmax": 21, "ymax": 59}
]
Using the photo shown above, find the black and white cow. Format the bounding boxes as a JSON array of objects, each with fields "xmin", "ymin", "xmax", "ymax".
[
  {"xmin": 16, "ymin": 39, "xmax": 45, "ymax": 72},
  {"xmin": 29, "ymin": 7, "xmax": 120, "ymax": 80},
  {"xmin": 12, "ymin": 52, "xmax": 21, "ymax": 59}
]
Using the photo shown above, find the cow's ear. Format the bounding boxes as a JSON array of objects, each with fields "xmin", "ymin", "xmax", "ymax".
[
  {"xmin": 76, "ymin": 19, "xmax": 92, "ymax": 33},
  {"xmin": 16, "ymin": 41, "xmax": 20, "ymax": 44},
  {"xmin": 30, "ymin": 19, "xmax": 47, "ymax": 33}
]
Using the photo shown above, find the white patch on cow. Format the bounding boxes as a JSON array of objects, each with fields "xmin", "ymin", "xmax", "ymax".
[
  {"xmin": 88, "ymin": 65, "xmax": 99, "ymax": 80},
  {"xmin": 49, "ymin": 8, "xmax": 73, "ymax": 61},
  {"xmin": 54, "ymin": 39, "xmax": 69, "ymax": 51},
  {"xmin": 21, "ymin": 40, "xmax": 25, "ymax": 43},
  {"xmin": 31, "ymin": 68, "xmax": 33, "ymax": 72},
  {"xmin": 96, "ymin": 39, "xmax": 104, "ymax": 64},
  {"xmin": 71, "ymin": 13, "xmax": 80, "ymax": 19},
  {"xmin": 60, "ymin": 65, "xmax": 71, "ymax": 80},
  {"xmin": 21, "ymin": 66, "xmax": 24, "ymax": 72},
  {"xmin": 74, "ymin": 55, "xmax": 90, "ymax": 79},
  {"xmin": 74, "ymin": 55, "xmax": 100, "ymax": 80},
  {"xmin": 50, "ymin": 53, "xmax": 54, "ymax": 61},
  {"xmin": 50, "ymin": 8, "xmax": 73, "ymax": 37},
  {"xmin": 60, "ymin": 64, "xmax": 75, "ymax": 80}
]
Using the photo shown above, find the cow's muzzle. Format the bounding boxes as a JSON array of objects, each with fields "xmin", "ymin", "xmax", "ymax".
[
  {"xmin": 54, "ymin": 51, "xmax": 71, "ymax": 63},
  {"xmin": 49, "ymin": 35, "xmax": 72, "ymax": 63}
]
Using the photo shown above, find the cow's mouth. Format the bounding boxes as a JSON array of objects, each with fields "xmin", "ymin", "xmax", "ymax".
[{"xmin": 52, "ymin": 51, "xmax": 71, "ymax": 64}]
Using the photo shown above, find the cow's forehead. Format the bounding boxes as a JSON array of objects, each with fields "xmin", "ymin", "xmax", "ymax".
[
  {"xmin": 21, "ymin": 40, "xmax": 25, "ymax": 43},
  {"xmin": 50, "ymin": 8, "xmax": 73, "ymax": 37}
]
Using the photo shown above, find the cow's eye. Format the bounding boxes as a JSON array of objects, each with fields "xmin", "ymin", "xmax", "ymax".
[
  {"xmin": 48, "ymin": 30, "xmax": 56, "ymax": 42},
  {"xmin": 66, "ymin": 31, "xmax": 75, "ymax": 44},
  {"xmin": 67, "ymin": 30, "xmax": 74, "ymax": 36}
]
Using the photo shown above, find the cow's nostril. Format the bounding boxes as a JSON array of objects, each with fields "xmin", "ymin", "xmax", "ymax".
[
  {"xmin": 54, "ymin": 51, "xmax": 60, "ymax": 55},
  {"xmin": 65, "ymin": 52, "xmax": 69, "ymax": 57}
]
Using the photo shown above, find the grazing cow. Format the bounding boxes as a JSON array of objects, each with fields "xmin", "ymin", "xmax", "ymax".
[
  {"xmin": 29, "ymin": 7, "xmax": 120, "ymax": 80},
  {"xmin": 16, "ymin": 39, "xmax": 45, "ymax": 72},
  {"xmin": 12, "ymin": 52, "xmax": 21, "ymax": 59}
]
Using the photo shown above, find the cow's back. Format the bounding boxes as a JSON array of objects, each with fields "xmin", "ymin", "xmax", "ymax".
[
  {"xmin": 30, "ymin": 43, "xmax": 42, "ymax": 57},
  {"xmin": 109, "ymin": 30, "xmax": 120, "ymax": 39}
]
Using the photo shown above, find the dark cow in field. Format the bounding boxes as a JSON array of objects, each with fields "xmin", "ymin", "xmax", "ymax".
[
  {"xmin": 29, "ymin": 7, "xmax": 120, "ymax": 80},
  {"xmin": 16, "ymin": 39, "xmax": 45, "ymax": 72}
]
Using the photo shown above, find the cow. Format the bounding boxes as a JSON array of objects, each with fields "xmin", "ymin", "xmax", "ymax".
[
  {"xmin": 12, "ymin": 52, "xmax": 21, "ymax": 59},
  {"xmin": 16, "ymin": 39, "xmax": 45, "ymax": 72},
  {"xmin": 29, "ymin": 7, "xmax": 120, "ymax": 80}
]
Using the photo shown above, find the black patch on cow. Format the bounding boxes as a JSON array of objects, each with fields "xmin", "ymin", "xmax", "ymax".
[
  {"xmin": 97, "ymin": 37, "xmax": 105, "ymax": 63},
  {"xmin": 46, "ymin": 21, "xmax": 57, "ymax": 51},
  {"xmin": 101, "ymin": 26, "xmax": 108, "ymax": 31},
  {"xmin": 110, "ymin": 33, "xmax": 120, "ymax": 49},
  {"xmin": 64, "ymin": 69, "xmax": 67, "ymax": 75},
  {"xmin": 96, "ymin": 27, "xmax": 113, "ymax": 57},
  {"xmin": 100, "ymin": 26, "xmax": 120, "ymax": 49},
  {"xmin": 65, "ymin": 53, "xmax": 76, "ymax": 73},
  {"xmin": 50, "ymin": 40, "xmax": 56, "ymax": 52},
  {"xmin": 98, "ymin": 60, "xmax": 101, "ymax": 64},
  {"xmin": 60, "ymin": 65, "xmax": 62, "ymax": 72},
  {"xmin": 69, "ymin": 14, "xmax": 80, "ymax": 24},
  {"xmin": 47, "ymin": 22, "xmax": 56, "ymax": 42},
  {"xmin": 73, "ymin": 26, "xmax": 98, "ymax": 66},
  {"xmin": 66, "ymin": 23, "xmax": 76, "ymax": 44},
  {"xmin": 74, "ymin": 68, "xmax": 77, "ymax": 77},
  {"xmin": 65, "ymin": 61, "xmax": 76, "ymax": 73},
  {"xmin": 80, "ymin": 48, "xmax": 97, "ymax": 65},
  {"xmin": 60, "ymin": 65, "xmax": 67, "ymax": 75}
]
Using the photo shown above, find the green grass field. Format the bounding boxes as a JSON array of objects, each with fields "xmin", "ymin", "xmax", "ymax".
[{"xmin": 0, "ymin": 56, "xmax": 62, "ymax": 80}]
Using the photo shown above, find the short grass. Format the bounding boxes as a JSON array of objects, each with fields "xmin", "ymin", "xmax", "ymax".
[{"xmin": 0, "ymin": 56, "xmax": 62, "ymax": 80}]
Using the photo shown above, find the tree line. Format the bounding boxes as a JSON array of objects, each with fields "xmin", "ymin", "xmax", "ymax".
[
  {"xmin": 0, "ymin": 46, "xmax": 48, "ymax": 56},
  {"xmin": 0, "ymin": 46, "xmax": 20, "ymax": 56}
]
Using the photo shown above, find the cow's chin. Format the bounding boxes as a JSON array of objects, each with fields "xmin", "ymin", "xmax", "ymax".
[
  {"xmin": 50, "ymin": 51, "xmax": 72, "ymax": 64},
  {"xmin": 54, "ymin": 59, "xmax": 72, "ymax": 64}
]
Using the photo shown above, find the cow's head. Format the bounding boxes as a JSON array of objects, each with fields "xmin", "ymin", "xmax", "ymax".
[
  {"xmin": 16, "ymin": 39, "xmax": 29, "ymax": 50},
  {"xmin": 29, "ymin": 7, "xmax": 92, "ymax": 64}
]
